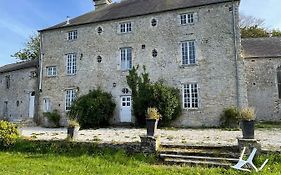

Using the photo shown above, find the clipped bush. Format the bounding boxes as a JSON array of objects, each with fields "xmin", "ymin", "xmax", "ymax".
[
  {"xmin": 220, "ymin": 107, "xmax": 239, "ymax": 128},
  {"xmin": 43, "ymin": 110, "xmax": 61, "ymax": 127},
  {"xmin": 68, "ymin": 88, "xmax": 116, "ymax": 129},
  {"xmin": 127, "ymin": 66, "xmax": 181, "ymax": 127},
  {"xmin": 0, "ymin": 120, "xmax": 20, "ymax": 147}
]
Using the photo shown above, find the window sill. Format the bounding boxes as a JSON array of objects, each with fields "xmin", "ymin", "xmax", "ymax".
[
  {"xmin": 66, "ymin": 74, "xmax": 77, "ymax": 76},
  {"xmin": 66, "ymin": 39, "xmax": 77, "ymax": 42},
  {"xmin": 183, "ymin": 108, "xmax": 199, "ymax": 111},
  {"xmin": 180, "ymin": 23, "xmax": 195, "ymax": 26},
  {"xmin": 179, "ymin": 63, "xmax": 198, "ymax": 68},
  {"xmin": 46, "ymin": 75, "xmax": 57, "ymax": 78}
]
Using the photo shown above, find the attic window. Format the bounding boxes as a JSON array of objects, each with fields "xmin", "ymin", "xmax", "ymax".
[
  {"xmin": 97, "ymin": 27, "xmax": 103, "ymax": 34},
  {"xmin": 151, "ymin": 19, "xmax": 157, "ymax": 27},
  {"xmin": 68, "ymin": 30, "xmax": 77, "ymax": 40},
  {"xmin": 180, "ymin": 13, "xmax": 194, "ymax": 25}
]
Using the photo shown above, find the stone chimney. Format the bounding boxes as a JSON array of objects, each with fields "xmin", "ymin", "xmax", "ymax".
[{"xmin": 93, "ymin": 0, "xmax": 112, "ymax": 10}]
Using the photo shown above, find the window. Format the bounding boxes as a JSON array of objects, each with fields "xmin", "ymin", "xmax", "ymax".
[
  {"xmin": 97, "ymin": 27, "xmax": 103, "ymax": 34},
  {"xmin": 278, "ymin": 67, "xmax": 281, "ymax": 99},
  {"xmin": 151, "ymin": 19, "xmax": 157, "ymax": 26},
  {"xmin": 65, "ymin": 89, "xmax": 76, "ymax": 111},
  {"xmin": 120, "ymin": 22, "xmax": 132, "ymax": 33},
  {"xmin": 43, "ymin": 98, "xmax": 51, "ymax": 112},
  {"xmin": 152, "ymin": 49, "xmax": 158, "ymax": 57},
  {"xmin": 66, "ymin": 53, "xmax": 77, "ymax": 75},
  {"xmin": 181, "ymin": 40, "xmax": 196, "ymax": 65},
  {"xmin": 46, "ymin": 66, "xmax": 57, "ymax": 77},
  {"xmin": 120, "ymin": 48, "xmax": 132, "ymax": 71},
  {"xmin": 5, "ymin": 75, "xmax": 10, "ymax": 89},
  {"xmin": 183, "ymin": 83, "xmax": 199, "ymax": 109},
  {"xmin": 97, "ymin": 56, "xmax": 102, "ymax": 63},
  {"xmin": 180, "ymin": 13, "xmax": 194, "ymax": 25},
  {"xmin": 67, "ymin": 30, "xmax": 77, "ymax": 40}
]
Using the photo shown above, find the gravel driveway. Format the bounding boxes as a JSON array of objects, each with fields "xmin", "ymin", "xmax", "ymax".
[{"xmin": 20, "ymin": 127, "xmax": 281, "ymax": 151}]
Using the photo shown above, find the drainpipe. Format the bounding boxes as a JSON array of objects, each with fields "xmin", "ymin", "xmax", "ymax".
[
  {"xmin": 39, "ymin": 33, "xmax": 43, "ymax": 91},
  {"xmin": 232, "ymin": 1, "xmax": 240, "ymax": 108}
]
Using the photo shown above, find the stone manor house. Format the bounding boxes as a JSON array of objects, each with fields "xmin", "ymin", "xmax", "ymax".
[{"xmin": 0, "ymin": 0, "xmax": 280, "ymax": 127}]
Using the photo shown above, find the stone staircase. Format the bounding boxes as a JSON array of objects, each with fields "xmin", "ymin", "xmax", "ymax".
[
  {"xmin": 9, "ymin": 118, "xmax": 37, "ymax": 127},
  {"xmin": 159, "ymin": 144, "xmax": 240, "ymax": 168}
]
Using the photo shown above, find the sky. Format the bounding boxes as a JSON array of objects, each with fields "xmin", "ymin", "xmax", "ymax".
[{"xmin": 0, "ymin": 0, "xmax": 280, "ymax": 67}]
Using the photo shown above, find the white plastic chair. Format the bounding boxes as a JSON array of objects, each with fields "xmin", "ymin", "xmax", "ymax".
[{"xmin": 231, "ymin": 147, "xmax": 269, "ymax": 172}]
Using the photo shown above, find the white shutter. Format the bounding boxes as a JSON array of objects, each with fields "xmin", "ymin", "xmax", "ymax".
[{"xmin": 194, "ymin": 12, "xmax": 199, "ymax": 23}]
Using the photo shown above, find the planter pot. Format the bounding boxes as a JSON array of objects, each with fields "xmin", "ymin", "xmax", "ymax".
[
  {"xmin": 146, "ymin": 119, "xmax": 158, "ymax": 136},
  {"xmin": 67, "ymin": 127, "xmax": 80, "ymax": 139},
  {"xmin": 240, "ymin": 120, "xmax": 255, "ymax": 139}
]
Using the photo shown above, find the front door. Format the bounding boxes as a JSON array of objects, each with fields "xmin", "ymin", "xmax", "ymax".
[{"xmin": 120, "ymin": 96, "xmax": 132, "ymax": 122}]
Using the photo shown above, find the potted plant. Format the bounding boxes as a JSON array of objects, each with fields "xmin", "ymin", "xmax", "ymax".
[
  {"xmin": 146, "ymin": 107, "xmax": 161, "ymax": 136},
  {"xmin": 67, "ymin": 119, "xmax": 80, "ymax": 140},
  {"xmin": 239, "ymin": 107, "xmax": 256, "ymax": 139}
]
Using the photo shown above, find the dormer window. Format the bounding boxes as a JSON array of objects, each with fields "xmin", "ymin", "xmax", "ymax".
[
  {"xmin": 120, "ymin": 22, "xmax": 132, "ymax": 33},
  {"xmin": 180, "ymin": 13, "xmax": 194, "ymax": 25},
  {"xmin": 67, "ymin": 30, "xmax": 77, "ymax": 40}
]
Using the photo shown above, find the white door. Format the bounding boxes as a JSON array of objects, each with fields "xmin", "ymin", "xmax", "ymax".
[
  {"xmin": 29, "ymin": 92, "xmax": 35, "ymax": 118},
  {"xmin": 120, "ymin": 96, "xmax": 132, "ymax": 122}
]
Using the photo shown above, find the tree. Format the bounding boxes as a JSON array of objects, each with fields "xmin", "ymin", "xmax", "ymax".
[
  {"xmin": 126, "ymin": 66, "xmax": 181, "ymax": 127},
  {"xmin": 272, "ymin": 29, "xmax": 281, "ymax": 37},
  {"xmin": 239, "ymin": 14, "xmax": 265, "ymax": 29},
  {"xmin": 11, "ymin": 34, "xmax": 40, "ymax": 60},
  {"xmin": 241, "ymin": 25, "xmax": 269, "ymax": 38}
]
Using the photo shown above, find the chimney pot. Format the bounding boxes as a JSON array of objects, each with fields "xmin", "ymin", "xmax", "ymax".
[{"xmin": 93, "ymin": 0, "xmax": 112, "ymax": 10}]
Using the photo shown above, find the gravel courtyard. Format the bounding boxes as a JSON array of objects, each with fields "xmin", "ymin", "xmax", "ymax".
[{"xmin": 20, "ymin": 127, "xmax": 281, "ymax": 151}]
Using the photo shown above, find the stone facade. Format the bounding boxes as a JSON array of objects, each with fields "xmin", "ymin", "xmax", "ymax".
[
  {"xmin": 38, "ymin": 0, "xmax": 247, "ymax": 127},
  {"xmin": 242, "ymin": 37, "xmax": 281, "ymax": 122},
  {"xmin": 0, "ymin": 60, "xmax": 38, "ymax": 124},
  {"xmin": 244, "ymin": 57, "xmax": 281, "ymax": 121}
]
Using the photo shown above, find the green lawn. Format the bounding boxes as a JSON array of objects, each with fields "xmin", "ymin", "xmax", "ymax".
[{"xmin": 0, "ymin": 140, "xmax": 280, "ymax": 175}]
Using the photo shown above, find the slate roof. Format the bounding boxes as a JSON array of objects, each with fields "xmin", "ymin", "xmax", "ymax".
[
  {"xmin": 242, "ymin": 37, "xmax": 281, "ymax": 58},
  {"xmin": 0, "ymin": 59, "xmax": 38, "ymax": 74},
  {"xmin": 40, "ymin": 0, "xmax": 239, "ymax": 32}
]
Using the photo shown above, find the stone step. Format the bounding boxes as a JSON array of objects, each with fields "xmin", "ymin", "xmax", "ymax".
[
  {"xmin": 161, "ymin": 144, "xmax": 238, "ymax": 152},
  {"xmin": 159, "ymin": 148, "xmax": 239, "ymax": 158},
  {"xmin": 160, "ymin": 153, "xmax": 239, "ymax": 163},
  {"xmin": 164, "ymin": 158, "xmax": 232, "ymax": 168},
  {"xmin": 10, "ymin": 119, "xmax": 37, "ymax": 127}
]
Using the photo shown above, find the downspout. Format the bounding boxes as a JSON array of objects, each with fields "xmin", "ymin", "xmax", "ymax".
[
  {"xmin": 39, "ymin": 33, "xmax": 43, "ymax": 91},
  {"xmin": 232, "ymin": 1, "xmax": 240, "ymax": 108}
]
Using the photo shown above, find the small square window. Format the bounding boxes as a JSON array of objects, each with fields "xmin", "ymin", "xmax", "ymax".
[
  {"xmin": 180, "ymin": 13, "xmax": 194, "ymax": 25},
  {"xmin": 120, "ymin": 22, "xmax": 132, "ymax": 33},
  {"xmin": 68, "ymin": 30, "xmax": 77, "ymax": 40},
  {"xmin": 46, "ymin": 66, "xmax": 57, "ymax": 77}
]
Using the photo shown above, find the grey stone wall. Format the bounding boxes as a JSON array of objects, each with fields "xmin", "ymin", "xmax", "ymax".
[
  {"xmin": 245, "ymin": 57, "xmax": 281, "ymax": 121},
  {"xmin": 0, "ymin": 67, "xmax": 38, "ymax": 122},
  {"xmin": 39, "ymin": 1, "xmax": 246, "ymax": 127}
]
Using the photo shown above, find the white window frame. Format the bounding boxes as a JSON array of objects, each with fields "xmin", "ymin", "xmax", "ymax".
[
  {"xmin": 43, "ymin": 98, "xmax": 51, "ymax": 112},
  {"xmin": 120, "ymin": 22, "xmax": 132, "ymax": 33},
  {"xmin": 67, "ymin": 30, "xmax": 77, "ymax": 40},
  {"xmin": 180, "ymin": 13, "xmax": 194, "ymax": 25},
  {"xmin": 66, "ymin": 53, "xmax": 77, "ymax": 75},
  {"xmin": 181, "ymin": 40, "xmax": 196, "ymax": 65},
  {"xmin": 120, "ymin": 47, "xmax": 132, "ymax": 71},
  {"xmin": 65, "ymin": 89, "xmax": 76, "ymax": 111},
  {"xmin": 183, "ymin": 83, "xmax": 199, "ymax": 109},
  {"xmin": 46, "ymin": 66, "xmax": 57, "ymax": 77}
]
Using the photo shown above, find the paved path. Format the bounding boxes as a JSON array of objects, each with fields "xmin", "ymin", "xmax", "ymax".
[{"xmin": 20, "ymin": 127, "xmax": 281, "ymax": 151}]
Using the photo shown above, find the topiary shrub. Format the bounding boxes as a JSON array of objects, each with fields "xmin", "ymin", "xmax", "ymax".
[
  {"xmin": 43, "ymin": 110, "xmax": 61, "ymax": 128},
  {"xmin": 150, "ymin": 82, "xmax": 181, "ymax": 126},
  {"xmin": 68, "ymin": 88, "xmax": 116, "ymax": 129},
  {"xmin": 126, "ymin": 66, "xmax": 181, "ymax": 127},
  {"xmin": 0, "ymin": 120, "xmax": 20, "ymax": 147},
  {"xmin": 220, "ymin": 107, "xmax": 240, "ymax": 128}
]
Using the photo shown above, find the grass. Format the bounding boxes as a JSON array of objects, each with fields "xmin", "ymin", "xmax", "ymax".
[
  {"xmin": 255, "ymin": 121, "xmax": 281, "ymax": 129},
  {"xmin": 0, "ymin": 140, "xmax": 280, "ymax": 175}
]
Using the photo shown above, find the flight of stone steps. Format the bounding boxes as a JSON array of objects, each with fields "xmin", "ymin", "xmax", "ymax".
[
  {"xmin": 159, "ymin": 144, "xmax": 240, "ymax": 168},
  {"xmin": 9, "ymin": 118, "xmax": 37, "ymax": 127}
]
